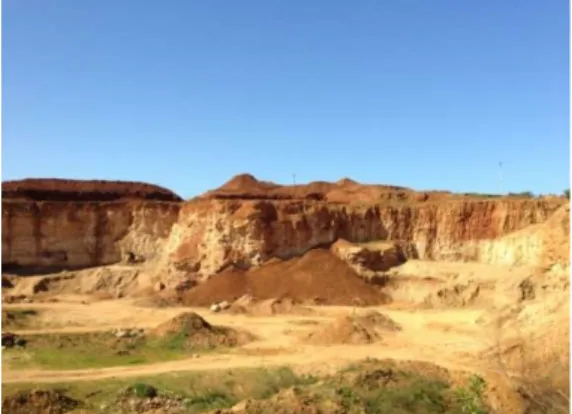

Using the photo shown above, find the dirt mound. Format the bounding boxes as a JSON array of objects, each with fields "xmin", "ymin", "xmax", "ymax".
[
  {"xmin": 2, "ymin": 389, "xmax": 81, "ymax": 414},
  {"xmin": 203, "ymin": 174, "xmax": 421, "ymax": 203},
  {"xmin": 182, "ymin": 249, "xmax": 389, "ymax": 307},
  {"xmin": 202, "ymin": 173, "xmax": 563, "ymax": 205},
  {"xmin": 229, "ymin": 296, "xmax": 313, "ymax": 316},
  {"xmin": 304, "ymin": 311, "xmax": 401, "ymax": 345},
  {"xmin": 199, "ymin": 173, "xmax": 527, "ymax": 205},
  {"xmin": 151, "ymin": 312, "xmax": 252, "ymax": 348},
  {"xmin": 2, "ymin": 178, "xmax": 182, "ymax": 202},
  {"xmin": 218, "ymin": 173, "xmax": 279, "ymax": 193}
]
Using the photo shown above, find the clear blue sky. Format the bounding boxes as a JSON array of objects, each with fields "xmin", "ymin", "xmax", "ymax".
[{"xmin": 3, "ymin": 0, "xmax": 569, "ymax": 198}]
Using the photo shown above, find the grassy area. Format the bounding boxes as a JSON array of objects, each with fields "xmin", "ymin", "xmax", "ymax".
[
  {"xmin": 2, "ymin": 330, "xmax": 227, "ymax": 370},
  {"xmin": 2, "ymin": 366, "xmax": 316, "ymax": 413},
  {"xmin": 2, "ymin": 360, "xmax": 490, "ymax": 414},
  {"xmin": 244, "ymin": 360, "xmax": 490, "ymax": 414}
]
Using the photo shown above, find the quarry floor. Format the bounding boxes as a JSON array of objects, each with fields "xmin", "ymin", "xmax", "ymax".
[
  {"xmin": 1, "ymin": 258, "xmax": 569, "ymax": 414},
  {"xmin": 0, "ymin": 294, "xmax": 518, "ymax": 384}
]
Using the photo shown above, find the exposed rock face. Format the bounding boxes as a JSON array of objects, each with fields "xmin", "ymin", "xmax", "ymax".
[
  {"xmin": 164, "ymin": 197, "xmax": 564, "ymax": 279},
  {"xmin": 2, "ymin": 175, "xmax": 567, "ymax": 278},
  {"xmin": 330, "ymin": 239, "xmax": 411, "ymax": 278},
  {"xmin": 2, "ymin": 179, "xmax": 181, "ymax": 272},
  {"xmin": 163, "ymin": 200, "xmax": 385, "ymax": 277},
  {"xmin": 472, "ymin": 203, "xmax": 570, "ymax": 267},
  {"xmin": 375, "ymin": 200, "xmax": 564, "ymax": 263},
  {"xmin": 3, "ymin": 201, "xmax": 180, "ymax": 271}
]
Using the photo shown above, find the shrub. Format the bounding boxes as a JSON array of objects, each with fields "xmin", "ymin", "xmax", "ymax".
[
  {"xmin": 454, "ymin": 375, "xmax": 488, "ymax": 414},
  {"xmin": 128, "ymin": 383, "xmax": 157, "ymax": 399}
]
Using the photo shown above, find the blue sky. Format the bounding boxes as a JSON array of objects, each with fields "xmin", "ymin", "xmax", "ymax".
[{"xmin": 3, "ymin": 0, "xmax": 569, "ymax": 198}]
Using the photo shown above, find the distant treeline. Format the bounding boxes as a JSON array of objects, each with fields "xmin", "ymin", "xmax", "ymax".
[{"xmin": 463, "ymin": 191, "xmax": 567, "ymax": 199}]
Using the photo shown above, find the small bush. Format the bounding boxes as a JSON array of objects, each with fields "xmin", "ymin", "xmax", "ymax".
[
  {"xmin": 507, "ymin": 192, "xmax": 535, "ymax": 198},
  {"xmin": 183, "ymin": 391, "xmax": 236, "ymax": 410},
  {"xmin": 128, "ymin": 383, "xmax": 157, "ymax": 399},
  {"xmin": 454, "ymin": 375, "xmax": 487, "ymax": 414}
]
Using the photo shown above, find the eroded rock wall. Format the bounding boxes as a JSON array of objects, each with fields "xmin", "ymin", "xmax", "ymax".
[
  {"xmin": 163, "ymin": 198, "xmax": 565, "ymax": 279},
  {"xmin": 2, "ymin": 200, "xmax": 180, "ymax": 271},
  {"xmin": 3, "ymin": 176, "xmax": 566, "ymax": 277},
  {"xmin": 163, "ymin": 200, "xmax": 384, "ymax": 277}
]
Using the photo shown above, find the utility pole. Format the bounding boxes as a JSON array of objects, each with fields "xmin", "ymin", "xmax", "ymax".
[
  {"xmin": 499, "ymin": 162, "xmax": 504, "ymax": 195},
  {"xmin": 292, "ymin": 173, "xmax": 296, "ymax": 185}
]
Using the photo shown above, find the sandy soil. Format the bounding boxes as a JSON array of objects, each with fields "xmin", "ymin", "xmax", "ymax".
[
  {"xmin": 2, "ymin": 258, "xmax": 567, "ymax": 414},
  {"xmin": 1, "ymin": 296, "xmax": 494, "ymax": 384}
]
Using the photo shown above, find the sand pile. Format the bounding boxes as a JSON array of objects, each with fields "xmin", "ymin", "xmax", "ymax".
[
  {"xmin": 304, "ymin": 311, "xmax": 401, "ymax": 345},
  {"xmin": 151, "ymin": 312, "xmax": 253, "ymax": 348},
  {"xmin": 229, "ymin": 296, "xmax": 313, "ymax": 316},
  {"xmin": 202, "ymin": 173, "xmax": 456, "ymax": 204},
  {"xmin": 182, "ymin": 249, "xmax": 389, "ymax": 307},
  {"xmin": 2, "ymin": 389, "xmax": 81, "ymax": 414}
]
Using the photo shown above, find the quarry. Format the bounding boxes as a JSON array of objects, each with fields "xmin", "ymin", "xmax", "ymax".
[{"xmin": 1, "ymin": 175, "xmax": 569, "ymax": 414}]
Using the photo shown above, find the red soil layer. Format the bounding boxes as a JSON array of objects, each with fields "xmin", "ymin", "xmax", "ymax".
[
  {"xmin": 2, "ymin": 178, "xmax": 183, "ymax": 202},
  {"xmin": 201, "ymin": 173, "xmax": 445, "ymax": 204},
  {"xmin": 182, "ymin": 248, "xmax": 389, "ymax": 306},
  {"xmin": 201, "ymin": 173, "xmax": 550, "ymax": 204}
]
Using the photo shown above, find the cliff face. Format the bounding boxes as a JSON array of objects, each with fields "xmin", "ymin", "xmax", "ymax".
[
  {"xmin": 2, "ymin": 201, "xmax": 180, "ymax": 272},
  {"xmin": 163, "ymin": 197, "xmax": 566, "ymax": 279},
  {"xmin": 2, "ymin": 179, "xmax": 182, "ymax": 272},
  {"xmin": 163, "ymin": 200, "xmax": 385, "ymax": 277},
  {"xmin": 376, "ymin": 200, "xmax": 564, "ymax": 262},
  {"xmin": 2, "ymin": 176, "xmax": 567, "ymax": 277}
]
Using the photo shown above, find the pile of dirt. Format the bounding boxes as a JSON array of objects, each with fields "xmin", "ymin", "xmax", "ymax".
[
  {"xmin": 2, "ymin": 178, "xmax": 182, "ymax": 202},
  {"xmin": 201, "ymin": 173, "xmax": 438, "ymax": 204},
  {"xmin": 304, "ymin": 311, "xmax": 401, "ymax": 345},
  {"xmin": 182, "ymin": 249, "xmax": 389, "ymax": 307},
  {"xmin": 2, "ymin": 389, "xmax": 81, "ymax": 414},
  {"xmin": 150, "ymin": 312, "xmax": 253, "ymax": 348},
  {"xmin": 201, "ymin": 173, "xmax": 538, "ymax": 204},
  {"xmin": 229, "ymin": 296, "xmax": 313, "ymax": 316}
]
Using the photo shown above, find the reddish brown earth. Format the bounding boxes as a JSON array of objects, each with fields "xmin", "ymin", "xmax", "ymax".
[
  {"xmin": 2, "ymin": 174, "xmax": 567, "ymax": 277},
  {"xmin": 202, "ymin": 173, "xmax": 445, "ymax": 203},
  {"xmin": 2, "ymin": 178, "xmax": 183, "ymax": 202},
  {"xmin": 1, "ymin": 175, "xmax": 568, "ymax": 414},
  {"xmin": 181, "ymin": 248, "xmax": 389, "ymax": 306}
]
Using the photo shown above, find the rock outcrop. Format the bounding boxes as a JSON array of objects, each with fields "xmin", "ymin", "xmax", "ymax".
[
  {"xmin": 2, "ymin": 175, "xmax": 567, "ymax": 279},
  {"xmin": 2, "ymin": 179, "xmax": 181, "ymax": 272},
  {"xmin": 330, "ymin": 239, "xmax": 411, "ymax": 278},
  {"xmin": 164, "ymin": 196, "xmax": 565, "ymax": 279}
]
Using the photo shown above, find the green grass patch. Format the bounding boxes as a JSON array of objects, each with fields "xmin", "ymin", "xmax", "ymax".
[
  {"xmin": 2, "ymin": 330, "xmax": 223, "ymax": 370},
  {"xmin": 2, "ymin": 366, "xmax": 315, "ymax": 413},
  {"xmin": 1, "ymin": 357, "xmax": 491, "ymax": 413},
  {"xmin": 238, "ymin": 360, "xmax": 490, "ymax": 414}
]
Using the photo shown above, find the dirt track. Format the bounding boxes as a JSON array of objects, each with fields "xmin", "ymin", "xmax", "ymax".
[
  {"xmin": 3, "ymin": 260, "xmax": 568, "ymax": 388},
  {"xmin": 2, "ymin": 298, "xmax": 493, "ymax": 384}
]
